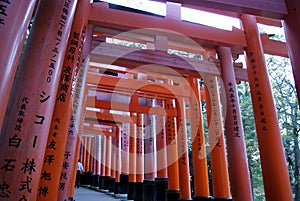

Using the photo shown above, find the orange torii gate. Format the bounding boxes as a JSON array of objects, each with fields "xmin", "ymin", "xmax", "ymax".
[{"xmin": 0, "ymin": 0, "xmax": 299, "ymax": 201}]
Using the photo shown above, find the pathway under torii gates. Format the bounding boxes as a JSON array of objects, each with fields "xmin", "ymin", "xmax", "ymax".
[{"xmin": 0, "ymin": 0, "xmax": 299, "ymax": 201}]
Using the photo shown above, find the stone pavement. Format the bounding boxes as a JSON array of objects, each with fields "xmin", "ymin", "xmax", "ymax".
[{"xmin": 74, "ymin": 187, "xmax": 122, "ymax": 201}]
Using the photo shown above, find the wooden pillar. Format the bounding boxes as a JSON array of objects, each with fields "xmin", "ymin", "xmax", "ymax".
[
  {"xmin": 58, "ymin": 58, "xmax": 89, "ymax": 200},
  {"xmin": 86, "ymin": 136, "xmax": 92, "ymax": 172},
  {"xmin": 135, "ymin": 113, "xmax": 145, "ymax": 201},
  {"xmin": 204, "ymin": 75, "xmax": 231, "ymax": 199},
  {"xmin": 37, "ymin": 0, "xmax": 89, "ymax": 198},
  {"xmin": 100, "ymin": 135, "xmax": 107, "ymax": 189},
  {"xmin": 217, "ymin": 46, "xmax": 253, "ymax": 201},
  {"xmin": 176, "ymin": 98, "xmax": 192, "ymax": 200},
  {"xmin": 165, "ymin": 99, "xmax": 180, "ymax": 201},
  {"xmin": 128, "ymin": 119, "xmax": 137, "ymax": 200},
  {"xmin": 188, "ymin": 77, "xmax": 210, "ymax": 199},
  {"xmin": 156, "ymin": 100, "xmax": 168, "ymax": 178},
  {"xmin": 284, "ymin": 0, "xmax": 300, "ymax": 106},
  {"xmin": 110, "ymin": 135, "xmax": 116, "ymax": 192},
  {"xmin": 241, "ymin": 14, "xmax": 293, "ymax": 201},
  {"xmin": 0, "ymin": 1, "xmax": 77, "ymax": 200},
  {"xmin": 115, "ymin": 126, "xmax": 122, "ymax": 192},
  {"xmin": 0, "ymin": 0, "xmax": 37, "ymax": 129},
  {"xmin": 144, "ymin": 99, "xmax": 157, "ymax": 201},
  {"xmin": 155, "ymin": 99, "xmax": 168, "ymax": 201},
  {"xmin": 104, "ymin": 135, "xmax": 112, "ymax": 189},
  {"xmin": 120, "ymin": 122, "xmax": 130, "ymax": 194}
]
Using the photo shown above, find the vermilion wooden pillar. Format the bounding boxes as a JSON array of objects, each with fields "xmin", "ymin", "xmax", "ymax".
[
  {"xmin": 100, "ymin": 135, "xmax": 107, "ymax": 189},
  {"xmin": 110, "ymin": 135, "xmax": 116, "ymax": 192},
  {"xmin": 135, "ymin": 113, "xmax": 145, "ymax": 201},
  {"xmin": 0, "ymin": 1, "xmax": 77, "ymax": 200},
  {"xmin": 86, "ymin": 136, "xmax": 92, "ymax": 172},
  {"xmin": 144, "ymin": 99, "xmax": 156, "ymax": 201},
  {"xmin": 58, "ymin": 59, "xmax": 90, "ymax": 200},
  {"xmin": 115, "ymin": 126, "xmax": 122, "ymax": 193},
  {"xmin": 218, "ymin": 46, "xmax": 253, "ymax": 201},
  {"xmin": 284, "ymin": 0, "xmax": 300, "ymax": 106},
  {"xmin": 0, "ymin": 0, "xmax": 37, "ymax": 129},
  {"xmin": 165, "ymin": 99, "xmax": 180, "ymax": 201},
  {"xmin": 94, "ymin": 135, "xmax": 101, "ymax": 187},
  {"xmin": 155, "ymin": 100, "xmax": 168, "ymax": 201},
  {"xmin": 176, "ymin": 98, "xmax": 192, "ymax": 201},
  {"xmin": 204, "ymin": 76, "xmax": 231, "ymax": 200},
  {"xmin": 37, "ymin": 0, "xmax": 89, "ymax": 198},
  {"xmin": 188, "ymin": 77, "xmax": 211, "ymax": 200},
  {"xmin": 128, "ymin": 119, "xmax": 137, "ymax": 200},
  {"xmin": 241, "ymin": 14, "xmax": 293, "ymax": 201},
  {"xmin": 104, "ymin": 135, "xmax": 112, "ymax": 190},
  {"xmin": 120, "ymin": 122, "xmax": 130, "ymax": 194}
]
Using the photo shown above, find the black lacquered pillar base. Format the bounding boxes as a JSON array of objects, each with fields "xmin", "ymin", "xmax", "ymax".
[
  {"xmin": 166, "ymin": 189, "xmax": 180, "ymax": 201},
  {"xmin": 109, "ymin": 178, "xmax": 115, "ymax": 192},
  {"xmin": 155, "ymin": 178, "xmax": 168, "ymax": 201},
  {"xmin": 93, "ymin": 174, "xmax": 100, "ymax": 187},
  {"xmin": 143, "ymin": 180, "xmax": 156, "ymax": 201},
  {"xmin": 127, "ymin": 182, "xmax": 135, "ymax": 200},
  {"xmin": 119, "ymin": 174, "xmax": 129, "ymax": 194},
  {"xmin": 213, "ymin": 198, "xmax": 232, "ymax": 201},
  {"xmin": 103, "ymin": 176, "xmax": 110, "ymax": 190},
  {"xmin": 193, "ymin": 196, "xmax": 213, "ymax": 201},
  {"xmin": 99, "ymin": 176, "xmax": 104, "ymax": 189},
  {"xmin": 134, "ymin": 182, "xmax": 144, "ymax": 201}
]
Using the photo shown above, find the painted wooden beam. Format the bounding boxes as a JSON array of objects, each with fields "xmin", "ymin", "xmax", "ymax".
[
  {"xmin": 88, "ymin": 2, "xmax": 247, "ymax": 50},
  {"xmin": 85, "ymin": 110, "xmax": 135, "ymax": 123},
  {"xmin": 85, "ymin": 96, "xmax": 177, "ymax": 116},
  {"xmin": 86, "ymin": 72, "xmax": 192, "ymax": 97},
  {"xmin": 152, "ymin": 0, "xmax": 288, "ymax": 19},
  {"xmin": 90, "ymin": 43, "xmax": 248, "ymax": 81}
]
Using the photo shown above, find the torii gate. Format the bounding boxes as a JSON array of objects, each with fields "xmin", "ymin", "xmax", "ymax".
[{"xmin": 0, "ymin": 0, "xmax": 299, "ymax": 201}]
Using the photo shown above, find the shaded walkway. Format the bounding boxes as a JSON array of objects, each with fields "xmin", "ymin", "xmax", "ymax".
[{"xmin": 74, "ymin": 187, "xmax": 121, "ymax": 201}]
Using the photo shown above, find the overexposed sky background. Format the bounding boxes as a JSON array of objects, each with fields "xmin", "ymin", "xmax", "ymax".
[{"xmin": 102, "ymin": 0, "xmax": 285, "ymax": 38}]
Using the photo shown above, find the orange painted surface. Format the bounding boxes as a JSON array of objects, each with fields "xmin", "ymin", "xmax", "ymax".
[
  {"xmin": 0, "ymin": 0, "xmax": 37, "ymax": 129},
  {"xmin": 176, "ymin": 98, "xmax": 191, "ymax": 200},
  {"xmin": 188, "ymin": 77, "xmax": 210, "ymax": 197},
  {"xmin": 205, "ymin": 79, "xmax": 231, "ymax": 199},
  {"xmin": 165, "ymin": 99, "xmax": 180, "ymax": 190},
  {"xmin": 242, "ymin": 14, "xmax": 293, "ymax": 201},
  {"xmin": 136, "ymin": 114, "xmax": 144, "ymax": 183},
  {"xmin": 218, "ymin": 46, "xmax": 253, "ymax": 201},
  {"xmin": 105, "ymin": 136, "xmax": 112, "ymax": 177},
  {"xmin": 115, "ymin": 127, "xmax": 122, "ymax": 182},
  {"xmin": 0, "ymin": 1, "xmax": 77, "ymax": 200},
  {"xmin": 128, "ymin": 121, "xmax": 137, "ymax": 182}
]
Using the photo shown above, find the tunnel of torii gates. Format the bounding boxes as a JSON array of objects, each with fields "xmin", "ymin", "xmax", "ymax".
[{"xmin": 1, "ymin": 0, "xmax": 300, "ymax": 201}]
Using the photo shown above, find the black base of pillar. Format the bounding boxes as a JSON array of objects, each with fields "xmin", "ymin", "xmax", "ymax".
[
  {"xmin": 213, "ymin": 198, "xmax": 232, "ymax": 201},
  {"xmin": 103, "ymin": 176, "xmax": 110, "ymax": 190},
  {"xmin": 193, "ymin": 196, "xmax": 213, "ymax": 201},
  {"xmin": 93, "ymin": 174, "xmax": 100, "ymax": 187},
  {"xmin": 127, "ymin": 182, "xmax": 135, "ymax": 200},
  {"xmin": 109, "ymin": 178, "xmax": 115, "ymax": 192},
  {"xmin": 99, "ymin": 176, "xmax": 104, "ymax": 189},
  {"xmin": 68, "ymin": 197, "xmax": 74, "ymax": 201},
  {"xmin": 166, "ymin": 189, "xmax": 180, "ymax": 201},
  {"xmin": 155, "ymin": 178, "xmax": 168, "ymax": 201},
  {"xmin": 119, "ymin": 174, "xmax": 129, "ymax": 194},
  {"xmin": 179, "ymin": 199, "xmax": 193, "ymax": 201},
  {"xmin": 143, "ymin": 180, "xmax": 156, "ymax": 201},
  {"xmin": 134, "ymin": 182, "xmax": 144, "ymax": 201},
  {"xmin": 114, "ymin": 182, "xmax": 120, "ymax": 194}
]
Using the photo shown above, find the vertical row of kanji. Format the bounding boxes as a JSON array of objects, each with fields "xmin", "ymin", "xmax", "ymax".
[
  {"xmin": 0, "ymin": 0, "xmax": 90, "ymax": 200},
  {"xmin": 0, "ymin": 1, "xmax": 294, "ymax": 201}
]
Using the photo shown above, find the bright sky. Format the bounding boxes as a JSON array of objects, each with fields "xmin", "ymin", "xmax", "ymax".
[{"xmin": 102, "ymin": 0, "xmax": 285, "ymax": 36}]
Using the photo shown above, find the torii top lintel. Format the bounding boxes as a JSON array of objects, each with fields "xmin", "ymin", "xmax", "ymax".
[{"xmin": 152, "ymin": 0, "xmax": 288, "ymax": 19}]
